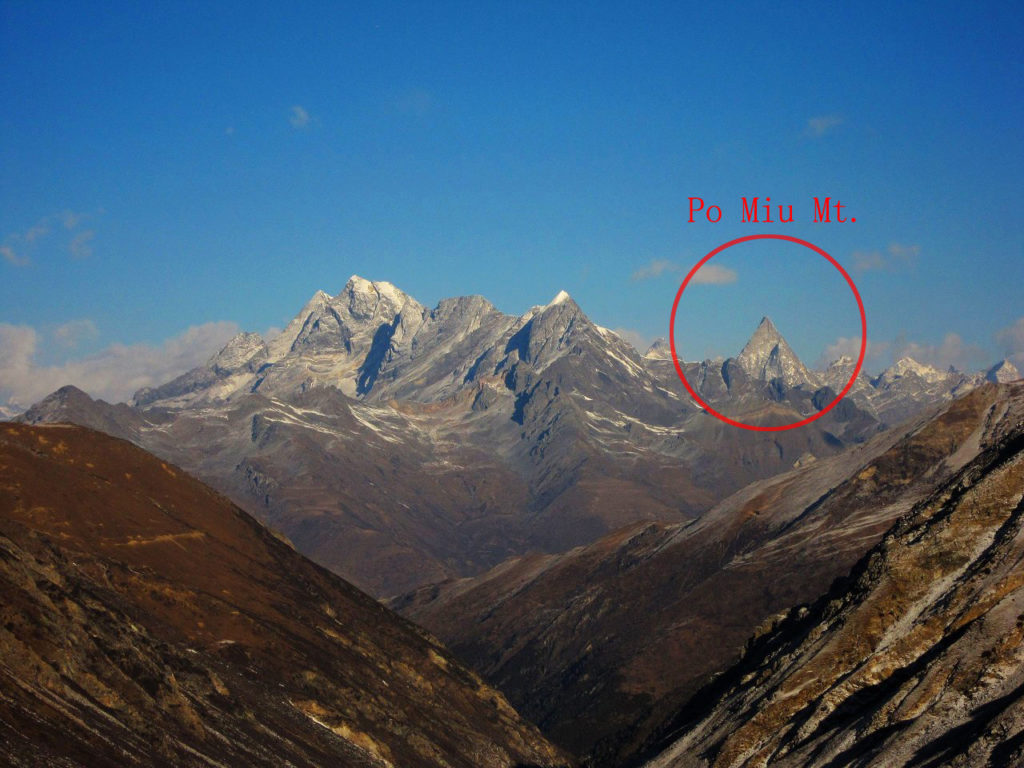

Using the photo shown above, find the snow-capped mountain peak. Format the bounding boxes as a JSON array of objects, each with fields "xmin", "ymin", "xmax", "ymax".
[
  {"xmin": 878, "ymin": 357, "xmax": 949, "ymax": 386},
  {"xmin": 267, "ymin": 289, "xmax": 333, "ymax": 359},
  {"xmin": 644, "ymin": 338, "xmax": 672, "ymax": 360},
  {"xmin": 546, "ymin": 289, "xmax": 572, "ymax": 308},
  {"xmin": 736, "ymin": 316, "xmax": 817, "ymax": 389},
  {"xmin": 338, "ymin": 275, "xmax": 418, "ymax": 323}
]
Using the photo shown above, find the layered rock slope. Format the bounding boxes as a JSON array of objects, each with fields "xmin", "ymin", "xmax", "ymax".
[
  {"xmin": 643, "ymin": 381, "xmax": 1024, "ymax": 768},
  {"xmin": 0, "ymin": 422, "xmax": 572, "ymax": 768}
]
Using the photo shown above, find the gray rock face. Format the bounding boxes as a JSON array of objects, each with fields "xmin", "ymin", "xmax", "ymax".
[
  {"xmin": 863, "ymin": 357, "xmax": 983, "ymax": 425},
  {"xmin": 736, "ymin": 317, "xmax": 819, "ymax": 390},
  {"xmin": 642, "ymin": 381, "xmax": 1024, "ymax": 768},
  {"xmin": 987, "ymin": 358, "xmax": 1021, "ymax": 383},
  {"xmin": 395, "ymin": 383, "xmax": 1020, "ymax": 765}
]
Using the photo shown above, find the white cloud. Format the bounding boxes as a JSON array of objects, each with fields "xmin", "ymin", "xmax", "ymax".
[
  {"xmin": 631, "ymin": 260, "xmax": 737, "ymax": 285},
  {"xmin": 996, "ymin": 317, "xmax": 1024, "ymax": 367},
  {"xmin": 610, "ymin": 327, "xmax": 652, "ymax": 351},
  {"xmin": 851, "ymin": 250, "xmax": 885, "ymax": 272},
  {"xmin": 1, "ymin": 245, "xmax": 28, "ymax": 267},
  {"xmin": 631, "ymin": 259, "xmax": 678, "ymax": 281},
  {"xmin": 0, "ymin": 321, "xmax": 239, "ymax": 411},
  {"xmin": 887, "ymin": 242, "xmax": 920, "ymax": 263},
  {"xmin": 25, "ymin": 222, "xmax": 49, "ymax": 243},
  {"xmin": 289, "ymin": 105, "xmax": 311, "ymax": 128},
  {"xmin": 69, "ymin": 230, "xmax": 95, "ymax": 259},
  {"xmin": 852, "ymin": 242, "xmax": 920, "ymax": 273},
  {"xmin": 61, "ymin": 210, "xmax": 88, "ymax": 230},
  {"xmin": 689, "ymin": 263, "xmax": 737, "ymax": 285},
  {"xmin": 805, "ymin": 114, "xmax": 843, "ymax": 138},
  {"xmin": 53, "ymin": 319, "xmax": 100, "ymax": 348},
  {"xmin": 2, "ymin": 209, "xmax": 97, "ymax": 267}
]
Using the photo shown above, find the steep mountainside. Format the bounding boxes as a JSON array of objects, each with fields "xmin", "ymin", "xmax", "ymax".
[
  {"xmin": 643, "ymin": 382, "xmax": 1024, "ymax": 768},
  {"xmin": 395, "ymin": 384, "xmax": 1022, "ymax": 765},
  {"xmin": 19, "ymin": 278, "xmax": 888, "ymax": 596},
  {"xmin": 0, "ymin": 423, "xmax": 571, "ymax": 768}
]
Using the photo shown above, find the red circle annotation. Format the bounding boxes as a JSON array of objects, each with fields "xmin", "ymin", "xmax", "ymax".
[{"xmin": 668, "ymin": 234, "xmax": 867, "ymax": 432}]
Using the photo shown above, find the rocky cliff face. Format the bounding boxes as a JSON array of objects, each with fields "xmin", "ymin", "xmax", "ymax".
[
  {"xmin": 736, "ymin": 317, "xmax": 820, "ymax": 391},
  {"xmin": 0, "ymin": 423, "xmax": 572, "ymax": 768},
  {"xmin": 642, "ymin": 381, "xmax": 1024, "ymax": 768},
  {"xmin": 395, "ymin": 384, "xmax": 1023, "ymax": 766}
]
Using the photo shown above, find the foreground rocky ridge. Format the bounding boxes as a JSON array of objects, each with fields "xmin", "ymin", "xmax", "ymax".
[
  {"xmin": 396, "ymin": 384, "xmax": 1023, "ymax": 765},
  {"xmin": 0, "ymin": 422, "xmax": 571, "ymax": 768},
  {"xmin": 643, "ymin": 380, "xmax": 1024, "ymax": 768}
]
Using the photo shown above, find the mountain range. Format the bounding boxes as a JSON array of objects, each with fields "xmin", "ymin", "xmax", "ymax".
[
  {"xmin": 7, "ymin": 276, "xmax": 1024, "ymax": 767},
  {"xmin": 16, "ymin": 277, "xmax": 1016, "ymax": 599}
]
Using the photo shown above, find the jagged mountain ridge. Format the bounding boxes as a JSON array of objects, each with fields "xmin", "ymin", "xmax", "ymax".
[
  {"xmin": 0, "ymin": 422, "xmax": 571, "ymax": 768},
  {"xmin": 642, "ymin": 381, "xmax": 1024, "ymax": 768},
  {"xmin": 19, "ymin": 277, "xmax": 1012, "ymax": 599},
  {"xmin": 130, "ymin": 276, "xmax": 1000, "ymax": 424},
  {"xmin": 20, "ymin": 278, "xmax": 889, "ymax": 596}
]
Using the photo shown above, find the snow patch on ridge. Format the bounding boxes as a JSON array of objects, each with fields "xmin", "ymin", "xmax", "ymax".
[{"xmin": 545, "ymin": 290, "xmax": 571, "ymax": 308}]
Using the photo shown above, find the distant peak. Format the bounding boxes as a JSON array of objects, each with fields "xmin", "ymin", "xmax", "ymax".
[
  {"xmin": 344, "ymin": 275, "xmax": 374, "ymax": 292},
  {"xmin": 828, "ymin": 354, "xmax": 855, "ymax": 367},
  {"xmin": 739, "ymin": 317, "xmax": 789, "ymax": 360},
  {"xmin": 736, "ymin": 316, "xmax": 817, "ymax": 388},
  {"xmin": 644, "ymin": 338, "xmax": 672, "ymax": 360},
  {"xmin": 753, "ymin": 316, "xmax": 781, "ymax": 337},
  {"xmin": 546, "ymin": 289, "xmax": 571, "ymax": 308},
  {"xmin": 342, "ymin": 275, "xmax": 408, "ymax": 301},
  {"xmin": 881, "ymin": 357, "xmax": 949, "ymax": 385},
  {"xmin": 302, "ymin": 289, "xmax": 331, "ymax": 309},
  {"xmin": 987, "ymin": 358, "xmax": 1021, "ymax": 383}
]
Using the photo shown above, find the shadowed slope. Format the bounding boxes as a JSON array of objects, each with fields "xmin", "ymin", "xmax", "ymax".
[
  {"xmin": 395, "ymin": 384, "xmax": 1018, "ymax": 765},
  {"xmin": 0, "ymin": 422, "xmax": 572, "ymax": 768},
  {"xmin": 644, "ymin": 381, "xmax": 1024, "ymax": 767}
]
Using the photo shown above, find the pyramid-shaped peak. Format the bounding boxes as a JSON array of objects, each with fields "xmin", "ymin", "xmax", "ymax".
[
  {"xmin": 737, "ymin": 316, "xmax": 817, "ymax": 389},
  {"xmin": 739, "ymin": 317, "xmax": 791, "ymax": 362},
  {"xmin": 644, "ymin": 338, "xmax": 672, "ymax": 359},
  {"xmin": 753, "ymin": 316, "xmax": 782, "ymax": 337},
  {"xmin": 546, "ymin": 289, "xmax": 572, "ymax": 308}
]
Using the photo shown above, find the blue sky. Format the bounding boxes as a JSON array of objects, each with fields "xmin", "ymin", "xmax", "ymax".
[{"xmin": 1, "ymin": 1, "xmax": 1022, "ymax": 407}]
